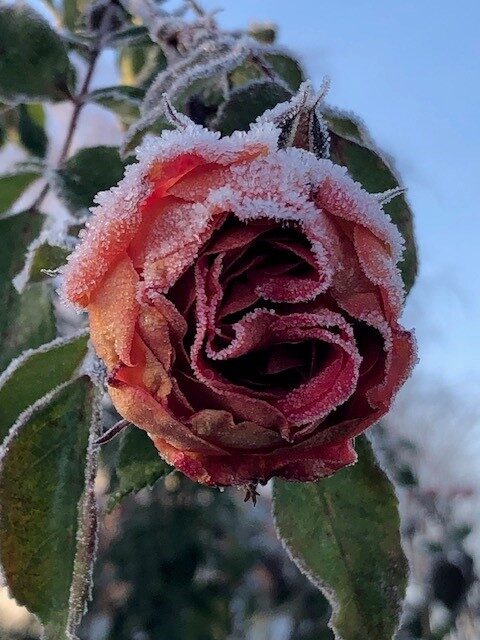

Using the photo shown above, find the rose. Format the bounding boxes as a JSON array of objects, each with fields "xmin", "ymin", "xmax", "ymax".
[{"xmin": 63, "ymin": 119, "xmax": 416, "ymax": 487}]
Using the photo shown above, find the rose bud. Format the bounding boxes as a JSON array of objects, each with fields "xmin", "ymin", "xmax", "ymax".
[{"xmin": 62, "ymin": 115, "xmax": 416, "ymax": 487}]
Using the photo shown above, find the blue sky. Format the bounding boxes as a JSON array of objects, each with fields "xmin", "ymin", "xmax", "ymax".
[{"xmin": 198, "ymin": 0, "xmax": 480, "ymax": 392}]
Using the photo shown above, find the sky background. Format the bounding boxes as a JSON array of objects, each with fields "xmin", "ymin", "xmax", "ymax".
[{"xmin": 195, "ymin": 0, "xmax": 480, "ymax": 396}]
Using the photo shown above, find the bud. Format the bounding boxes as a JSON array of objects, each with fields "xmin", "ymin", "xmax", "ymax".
[{"xmin": 249, "ymin": 22, "xmax": 277, "ymax": 44}]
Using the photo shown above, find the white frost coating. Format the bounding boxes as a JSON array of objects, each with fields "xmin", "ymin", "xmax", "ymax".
[
  {"xmin": 272, "ymin": 500, "xmax": 345, "ymax": 640},
  {"xmin": 316, "ymin": 160, "xmax": 405, "ymax": 263},
  {"xmin": 60, "ymin": 160, "xmax": 147, "ymax": 306},
  {"xmin": 66, "ymin": 383, "xmax": 102, "ymax": 639},
  {"xmin": 0, "ymin": 381, "xmax": 72, "ymax": 461},
  {"xmin": 12, "ymin": 219, "xmax": 74, "ymax": 294},
  {"xmin": 141, "ymin": 35, "xmax": 235, "ymax": 114},
  {"xmin": 0, "ymin": 329, "xmax": 89, "ymax": 394},
  {"xmin": 375, "ymin": 186, "xmax": 406, "ymax": 205},
  {"xmin": 141, "ymin": 201, "xmax": 213, "ymax": 294},
  {"xmin": 257, "ymin": 81, "xmax": 313, "ymax": 128},
  {"xmin": 64, "ymin": 118, "xmax": 406, "ymax": 307},
  {"xmin": 136, "ymin": 119, "xmax": 279, "ymax": 167}
]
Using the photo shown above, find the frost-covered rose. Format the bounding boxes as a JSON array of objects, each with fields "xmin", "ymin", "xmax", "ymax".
[{"xmin": 63, "ymin": 120, "xmax": 415, "ymax": 486}]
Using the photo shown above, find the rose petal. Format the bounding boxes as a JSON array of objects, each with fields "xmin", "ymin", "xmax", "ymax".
[
  {"xmin": 109, "ymin": 384, "xmax": 224, "ymax": 454},
  {"xmin": 151, "ymin": 436, "xmax": 356, "ymax": 486},
  {"xmin": 88, "ymin": 255, "xmax": 139, "ymax": 367}
]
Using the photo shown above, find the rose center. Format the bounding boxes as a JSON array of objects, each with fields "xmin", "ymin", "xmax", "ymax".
[{"xmin": 214, "ymin": 339, "xmax": 333, "ymax": 393}]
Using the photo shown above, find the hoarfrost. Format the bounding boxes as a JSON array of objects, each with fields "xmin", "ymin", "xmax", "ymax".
[
  {"xmin": 66, "ymin": 383, "xmax": 103, "ymax": 639},
  {"xmin": 0, "ymin": 330, "xmax": 89, "ymax": 394}
]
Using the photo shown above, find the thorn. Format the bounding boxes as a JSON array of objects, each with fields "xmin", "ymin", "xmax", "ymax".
[
  {"xmin": 243, "ymin": 482, "xmax": 260, "ymax": 506},
  {"xmin": 95, "ymin": 419, "xmax": 129, "ymax": 445}
]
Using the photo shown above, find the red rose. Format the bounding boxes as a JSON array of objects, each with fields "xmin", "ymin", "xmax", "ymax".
[{"xmin": 63, "ymin": 119, "xmax": 416, "ymax": 486}]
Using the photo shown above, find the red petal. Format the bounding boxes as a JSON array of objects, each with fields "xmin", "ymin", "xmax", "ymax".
[{"xmin": 151, "ymin": 436, "xmax": 356, "ymax": 486}]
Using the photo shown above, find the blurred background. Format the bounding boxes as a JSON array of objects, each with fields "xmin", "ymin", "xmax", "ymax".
[{"xmin": 0, "ymin": 0, "xmax": 479, "ymax": 638}]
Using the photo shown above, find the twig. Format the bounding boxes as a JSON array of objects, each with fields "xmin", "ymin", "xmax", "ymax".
[
  {"xmin": 187, "ymin": 0, "xmax": 205, "ymax": 17},
  {"xmin": 29, "ymin": 46, "xmax": 100, "ymax": 213}
]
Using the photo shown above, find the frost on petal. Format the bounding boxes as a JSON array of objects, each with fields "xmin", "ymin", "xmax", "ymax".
[
  {"xmin": 353, "ymin": 225, "xmax": 404, "ymax": 318},
  {"xmin": 62, "ymin": 162, "xmax": 148, "ymax": 307},
  {"xmin": 140, "ymin": 201, "xmax": 218, "ymax": 295},
  {"xmin": 66, "ymin": 118, "xmax": 416, "ymax": 488},
  {"xmin": 315, "ymin": 163, "xmax": 405, "ymax": 264},
  {"xmin": 62, "ymin": 122, "xmax": 279, "ymax": 308}
]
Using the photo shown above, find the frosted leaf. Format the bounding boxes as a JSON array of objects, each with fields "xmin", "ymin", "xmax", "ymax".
[
  {"xmin": 0, "ymin": 381, "xmax": 72, "ymax": 461},
  {"xmin": 13, "ymin": 222, "xmax": 73, "ymax": 294},
  {"xmin": 0, "ymin": 330, "xmax": 89, "ymax": 392},
  {"xmin": 162, "ymin": 95, "xmax": 195, "ymax": 129},
  {"xmin": 141, "ymin": 35, "xmax": 236, "ymax": 115}
]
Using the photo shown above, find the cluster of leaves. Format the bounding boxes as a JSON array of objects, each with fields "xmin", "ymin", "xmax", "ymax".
[{"xmin": 0, "ymin": 1, "xmax": 418, "ymax": 639}]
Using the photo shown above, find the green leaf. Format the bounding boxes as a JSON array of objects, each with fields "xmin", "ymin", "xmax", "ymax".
[
  {"xmin": 0, "ymin": 333, "xmax": 89, "ymax": 443},
  {"xmin": 212, "ymin": 80, "xmax": 292, "ymax": 136},
  {"xmin": 273, "ymin": 436, "xmax": 407, "ymax": 640},
  {"xmin": 55, "ymin": 146, "xmax": 127, "ymax": 216},
  {"xmin": 265, "ymin": 53, "xmax": 305, "ymax": 91},
  {"xmin": 0, "ymin": 171, "xmax": 39, "ymax": 215},
  {"xmin": 18, "ymin": 104, "xmax": 48, "ymax": 158},
  {"xmin": 324, "ymin": 107, "xmax": 418, "ymax": 292},
  {"xmin": 0, "ymin": 211, "xmax": 56, "ymax": 370},
  {"xmin": 63, "ymin": 0, "xmax": 81, "ymax": 31},
  {"xmin": 0, "ymin": 377, "xmax": 98, "ymax": 639},
  {"xmin": 0, "ymin": 5, "xmax": 74, "ymax": 104},
  {"xmin": 229, "ymin": 60, "xmax": 264, "ymax": 87},
  {"xmin": 29, "ymin": 242, "xmax": 70, "ymax": 282},
  {"xmin": 87, "ymin": 85, "xmax": 144, "ymax": 125},
  {"xmin": 119, "ymin": 40, "xmax": 167, "ymax": 88},
  {"xmin": 107, "ymin": 425, "xmax": 172, "ymax": 511}
]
